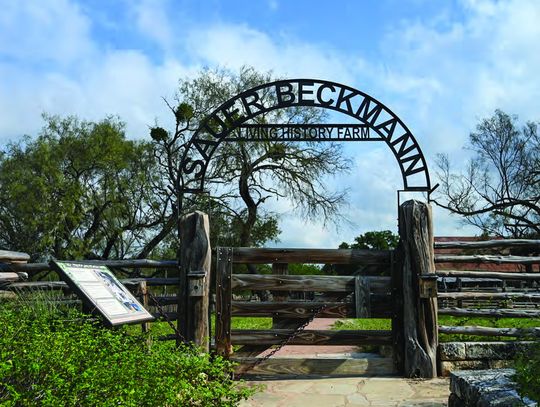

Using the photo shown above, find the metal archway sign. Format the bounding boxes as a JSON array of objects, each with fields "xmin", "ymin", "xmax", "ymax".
[{"xmin": 180, "ymin": 79, "xmax": 432, "ymax": 194}]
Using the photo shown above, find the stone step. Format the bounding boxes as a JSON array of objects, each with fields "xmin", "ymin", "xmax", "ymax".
[{"xmin": 233, "ymin": 353, "xmax": 397, "ymax": 377}]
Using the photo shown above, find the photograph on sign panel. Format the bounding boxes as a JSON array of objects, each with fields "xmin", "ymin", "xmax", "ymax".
[{"xmin": 95, "ymin": 269, "xmax": 143, "ymax": 312}]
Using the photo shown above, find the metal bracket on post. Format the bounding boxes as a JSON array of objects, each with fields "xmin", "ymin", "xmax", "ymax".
[
  {"xmin": 188, "ymin": 270, "xmax": 207, "ymax": 297},
  {"xmin": 419, "ymin": 275, "xmax": 438, "ymax": 299}
]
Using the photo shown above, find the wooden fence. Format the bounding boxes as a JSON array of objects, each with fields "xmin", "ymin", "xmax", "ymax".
[
  {"xmin": 434, "ymin": 239, "xmax": 540, "ymax": 375},
  {"xmin": 2, "ymin": 201, "xmax": 540, "ymax": 378}
]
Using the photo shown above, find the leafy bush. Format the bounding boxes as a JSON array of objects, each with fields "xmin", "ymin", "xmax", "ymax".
[
  {"xmin": 514, "ymin": 341, "xmax": 540, "ymax": 402},
  {"xmin": 0, "ymin": 298, "xmax": 255, "ymax": 406}
]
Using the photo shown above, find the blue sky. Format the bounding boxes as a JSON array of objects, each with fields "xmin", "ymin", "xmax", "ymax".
[{"xmin": 1, "ymin": 0, "xmax": 539, "ymax": 247}]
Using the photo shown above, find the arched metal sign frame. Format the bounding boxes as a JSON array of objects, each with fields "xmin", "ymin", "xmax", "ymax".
[{"xmin": 179, "ymin": 79, "xmax": 432, "ymax": 196}]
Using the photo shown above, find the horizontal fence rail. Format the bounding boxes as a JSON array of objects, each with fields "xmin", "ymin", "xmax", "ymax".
[
  {"xmin": 438, "ymin": 325, "xmax": 540, "ymax": 339},
  {"xmin": 231, "ymin": 274, "xmax": 391, "ymax": 293},
  {"xmin": 5, "ymin": 278, "xmax": 180, "ymax": 291},
  {"xmin": 435, "ymin": 254, "xmax": 540, "ymax": 265},
  {"xmin": 436, "ymin": 270, "xmax": 540, "ymax": 280},
  {"xmin": 231, "ymin": 329, "xmax": 392, "ymax": 346},
  {"xmin": 229, "ymin": 248, "xmax": 392, "ymax": 264},
  {"xmin": 231, "ymin": 300, "xmax": 392, "ymax": 319},
  {"xmin": 434, "ymin": 239, "xmax": 540, "ymax": 250},
  {"xmin": 0, "ymin": 259, "xmax": 178, "ymax": 274},
  {"xmin": 439, "ymin": 307, "xmax": 540, "ymax": 318}
]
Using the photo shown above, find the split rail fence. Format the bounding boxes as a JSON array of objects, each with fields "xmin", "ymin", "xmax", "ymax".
[{"xmin": 434, "ymin": 239, "xmax": 540, "ymax": 374}]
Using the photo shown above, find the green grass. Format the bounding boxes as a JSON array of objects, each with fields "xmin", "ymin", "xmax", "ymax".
[
  {"xmin": 131, "ymin": 316, "xmax": 273, "ymax": 338},
  {"xmin": 330, "ymin": 317, "xmax": 540, "ymax": 342},
  {"xmin": 231, "ymin": 317, "xmax": 272, "ymax": 330},
  {"xmin": 332, "ymin": 318, "xmax": 392, "ymax": 330}
]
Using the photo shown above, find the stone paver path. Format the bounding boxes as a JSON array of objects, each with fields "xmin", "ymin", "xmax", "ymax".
[{"xmin": 239, "ymin": 377, "xmax": 450, "ymax": 407}]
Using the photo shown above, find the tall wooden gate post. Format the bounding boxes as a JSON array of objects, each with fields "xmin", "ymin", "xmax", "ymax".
[
  {"xmin": 179, "ymin": 211, "xmax": 211, "ymax": 351},
  {"xmin": 397, "ymin": 200, "xmax": 438, "ymax": 378}
]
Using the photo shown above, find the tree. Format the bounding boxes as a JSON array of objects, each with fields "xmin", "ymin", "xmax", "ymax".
[
  {"xmin": 325, "ymin": 230, "xmax": 399, "ymax": 275},
  {"xmin": 434, "ymin": 110, "xmax": 540, "ymax": 238},
  {"xmin": 338, "ymin": 230, "xmax": 399, "ymax": 250},
  {"xmin": 0, "ymin": 115, "xmax": 161, "ymax": 260},
  {"xmin": 149, "ymin": 66, "xmax": 350, "ymax": 252}
]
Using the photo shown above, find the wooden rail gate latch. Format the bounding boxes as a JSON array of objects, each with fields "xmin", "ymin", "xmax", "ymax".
[
  {"xmin": 188, "ymin": 270, "xmax": 207, "ymax": 297},
  {"xmin": 419, "ymin": 275, "xmax": 438, "ymax": 299}
]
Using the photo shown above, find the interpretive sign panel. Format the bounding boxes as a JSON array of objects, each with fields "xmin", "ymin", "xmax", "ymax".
[{"xmin": 51, "ymin": 260, "xmax": 154, "ymax": 326}]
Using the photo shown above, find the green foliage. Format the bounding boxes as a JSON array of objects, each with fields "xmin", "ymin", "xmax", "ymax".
[
  {"xmin": 514, "ymin": 342, "xmax": 540, "ymax": 402},
  {"xmin": 0, "ymin": 115, "xmax": 161, "ymax": 260},
  {"xmin": 339, "ymin": 230, "xmax": 399, "ymax": 250},
  {"xmin": 174, "ymin": 103, "xmax": 194, "ymax": 123},
  {"xmin": 325, "ymin": 230, "xmax": 399, "ymax": 275},
  {"xmin": 0, "ymin": 299, "xmax": 255, "ymax": 406},
  {"xmin": 150, "ymin": 126, "xmax": 169, "ymax": 142}
]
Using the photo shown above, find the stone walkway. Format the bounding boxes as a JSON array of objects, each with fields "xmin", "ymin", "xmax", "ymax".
[
  {"xmin": 238, "ymin": 318, "xmax": 450, "ymax": 406},
  {"xmin": 239, "ymin": 377, "xmax": 450, "ymax": 407}
]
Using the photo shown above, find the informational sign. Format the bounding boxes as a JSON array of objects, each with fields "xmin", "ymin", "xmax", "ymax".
[{"xmin": 51, "ymin": 260, "xmax": 154, "ymax": 326}]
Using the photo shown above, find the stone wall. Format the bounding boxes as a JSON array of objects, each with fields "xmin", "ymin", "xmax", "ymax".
[
  {"xmin": 449, "ymin": 369, "xmax": 536, "ymax": 406},
  {"xmin": 439, "ymin": 342, "xmax": 534, "ymax": 376}
]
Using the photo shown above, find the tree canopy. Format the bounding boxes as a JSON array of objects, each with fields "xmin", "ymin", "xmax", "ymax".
[
  {"xmin": 151, "ymin": 66, "xmax": 350, "ymax": 250},
  {"xmin": 338, "ymin": 230, "xmax": 399, "ymax": 250},
  {"xmin": 1, "ymin": 67, "xmax": 352, "ymax": 261},
  {"xmin": 435, "ymin": 110, "xmax": 540, "ymax": 238},
  {"xmin": 0, "ymin": 115, "xmax": 160, "ymax": 260}
]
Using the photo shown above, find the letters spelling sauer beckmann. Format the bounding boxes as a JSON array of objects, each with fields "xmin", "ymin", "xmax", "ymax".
[{"xmin": 181, "ymin": 79, "xmax": 430, "ymax": 193}]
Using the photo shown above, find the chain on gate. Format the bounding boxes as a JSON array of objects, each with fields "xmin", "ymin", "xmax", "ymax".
[
  {"xmin": 147, "ymin": 291, "xmax": 189, "ymax": 345},
  {"xmin": 235, "ymin": 290, "xmax": 356, "ymax": 380}
]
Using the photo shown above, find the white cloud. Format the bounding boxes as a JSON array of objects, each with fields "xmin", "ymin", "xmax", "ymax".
[
  {"xmin": 377, "ymin": 0, "xmax": 540, "ymax": 160},
  {"xmin": 186, "ymin": 23, "xmax": 360, "ymax": 83},
  {"xmin": 0, "ymin": 1, "xmax": 195, "ymax": 142},
  {"xmin": 0, "ymin": 0, "xmax": 95, "ymax": 65},
  {"xmin": 130, "ymin": 0, "xmax": 175, "ymax": 51}
]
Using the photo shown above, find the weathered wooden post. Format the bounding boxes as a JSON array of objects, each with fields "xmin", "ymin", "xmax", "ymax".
[
  {"xmin": 398, "ymin": 200, "xmax": 438, "ymax": 378},
  {"xmin": 178, "ymin": 211, "xmax": 211, "ymax": 351}
]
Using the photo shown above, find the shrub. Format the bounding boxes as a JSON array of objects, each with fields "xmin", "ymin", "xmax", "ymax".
[
  {"xmin": 514, "ymin": 341, "xmax": 540, "ymax": 402},
  {"xmin": 0, "ymin": 296, "xmax": 255, "ymax": 406}
]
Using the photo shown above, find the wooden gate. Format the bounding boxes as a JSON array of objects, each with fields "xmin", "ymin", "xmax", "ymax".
[
  {"xmin": 213, "ymin": 200, "xmax": 438, "ymax": 378},
  {"xmin": 214, "ymin": 247, "xmax": 397, "ymax": 376}
]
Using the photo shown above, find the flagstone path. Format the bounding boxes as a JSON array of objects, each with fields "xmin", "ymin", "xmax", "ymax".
[
  {"xmin": 239, "ymin": 318, "xmax": 450, "ymax": 406},
  {"xmin": 239, "ymin": 376, "xmax": 450, "ymax": 407}
]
